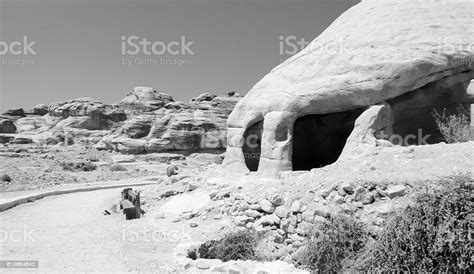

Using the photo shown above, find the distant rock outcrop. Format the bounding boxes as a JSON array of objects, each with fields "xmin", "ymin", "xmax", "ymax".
[
  {"xmin": 119, "ymin": 87, "xmax": 174, "ymax": 114},
  {"xmin": 2, "ymin": 87, "xmax": 242, "ymax": 150},
  {"xmin": 0, "ymin": 116, "xmax": 17, "ymax": 133},
  {"xmin": 31, "ymin": 104, "xmax": 49, "ymax": 116},
  {"xmin": 3, "ymin": 108, "xmax": 25, "ymax": 117},
  {"xmin": 99, "ymin": 90, "xmax": 242, "ymax": 154}
]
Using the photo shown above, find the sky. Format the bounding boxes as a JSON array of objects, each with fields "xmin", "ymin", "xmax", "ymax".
[{"xmin": 0, "ymin": 0, "xmax": 359, "ymax": 111}]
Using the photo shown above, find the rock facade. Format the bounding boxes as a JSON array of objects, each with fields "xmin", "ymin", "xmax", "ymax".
[
  {"xmin": 2, "ymin": 87, "xmax": 242, "ymax": 152},
  {"xmin": 99, "ymin": 90, "xmax": 242, "ymax": 154},
  {"xmin": 224, "ymin": 0, "xmax": 474, "ymax": 174}
]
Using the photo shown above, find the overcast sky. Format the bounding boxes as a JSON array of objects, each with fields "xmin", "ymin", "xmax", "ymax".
[{"xmin": 0, "ymin": 0, "xmax": 359, "ymax": 111}]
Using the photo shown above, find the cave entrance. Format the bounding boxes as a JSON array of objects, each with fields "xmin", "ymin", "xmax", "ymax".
[
  {"xmin": 242, "ymin": 121, "xmax": 263, "ymax": 172},
  {"xmin": 388, "ymin": 78, "xmax": 472, "ymax": 145},
  {"xmin": 292, "ymin": 109, "xmax": 364, "ymax": 171}
]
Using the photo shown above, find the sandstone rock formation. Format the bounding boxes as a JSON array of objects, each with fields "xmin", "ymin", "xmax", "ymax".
[
  {"xmin": 119, "ymin": 87, "xmax": 174, "ymax": 114},
  {"xmin": 224, "ymin": 0, "xmax": 474, "ymax": 174},
  {"xmin": 30, "ymin": 104, "xmax": 49, "ymax": 116},
  {"xmin": 2, "ymin": 88, "xmax": 241, "ymax": 151},
  {"xmin": 99, "ymin": 90, "xmax": 242, "ymax": 154},
  {"xmin": 2, "ymin": 108, "xmax": 25, "ymax": 117},
  {"xmin": 0, "ymin": 116, "xmax": 17, "ymax": 133}
]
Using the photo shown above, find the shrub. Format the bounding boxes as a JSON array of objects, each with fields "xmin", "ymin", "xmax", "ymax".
[
  {"xmin": 0, "ymin": 174, "xmax": 12, "ymax": 182},
  {"xmin": 60, "ymin": 161, "xmax": 97, "ymax": 172},
  {"xmin": 189, "ymin": 230, "xmax": 262, "ymax": 262},
  {"xmin": 109, "ymin": 164, "xmax": 127, "ymax": 172},
  {"xmin": 353, "ymin": 174, "xmax": 473, "ymax": 272},
  {"xmin": 432, "ymin": 106, "xmax": 470, "ymax": 143},
  {"xmin": 301, "ymin": 214, "xmax": 368, "ymax": 272}
]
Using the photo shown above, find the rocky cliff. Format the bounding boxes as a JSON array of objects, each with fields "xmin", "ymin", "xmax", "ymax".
[{"xmin": 0, "ymin": 87, "xmax": 242, "ymax": 153}]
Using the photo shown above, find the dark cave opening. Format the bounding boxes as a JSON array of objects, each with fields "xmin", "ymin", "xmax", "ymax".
[
  {"xmin": 292, "ymin": 109, "xmax": 364, "ymax": 171},
  {"xmin": 242, "ymin": 121, "xmax": 263, "ymax": 172}
]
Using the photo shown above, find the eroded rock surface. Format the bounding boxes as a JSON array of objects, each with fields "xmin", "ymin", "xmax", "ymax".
[
  {"xmin": 99, "ymin": 90, "xmax": 242, "ymax": 154},
  {"xmin": 224, "ymin": 0, "xmax": 474, "ymax": 173}
]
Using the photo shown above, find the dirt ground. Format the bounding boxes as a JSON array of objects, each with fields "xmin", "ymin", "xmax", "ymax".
[
  {"xmin": 0, "ymin": 140, "xmax": 472, "ymax": 271},
  {"xmin": 0, "ymin": 184, "xmax": 230, "ymax": 272},
  {"xmin": 0, "ymin": 144, "xmax": 173, "ymax": 192}
]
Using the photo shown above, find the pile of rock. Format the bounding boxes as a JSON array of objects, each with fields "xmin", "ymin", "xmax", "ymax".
[{"xmin": 199, "ymin": 182, "xmax": 411, "ymax": 262}]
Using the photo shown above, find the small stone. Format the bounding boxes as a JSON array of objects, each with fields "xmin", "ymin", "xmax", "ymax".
[
  {"xmin": 196, "ymin": 259, "xmax": 211, "ymax": 269},
  {"xmin": 245, "ymin": 209, "xmax": 262, "ymax": 218},
  {"xmin": 259, "ymin": 199, "xmax": 275, "ymax": 213},
  {"xmin": 280, "ymin": 218, "xmax": 291, "ymax": 232},
  {"xmin": 166, "ymin": 165, "xmax": 178, "ymax": 177},
  {"xmin": 353, "ymin": 202, "xmax": 364, "ymax": 208},
  {"xmin": 385, "ymin": 185, "xmax": 407, "ymax": 198},
  {"xmin": 189, "ymin": 222, "xmax": 198, "ymax": 228},
  {"xmin": 180, "ymin": 212, "xmax": 194, "ymax": 220},
  {"xmin": 267, "ymin": 193, "xmax": 285, "ymax": 206},
  {"xmin": 213, "ymin": 214, "xmax": 222, "ymax": 220},
  {"xmin": 321, "ymin": 185, "xmax": 336, "ymax": 198},
  {"xmin": 337, "ymin": 187, "xmax": 347, "ymax": 197},
  {"xmin": 332, "ymin": 194, "xmax": 345, "ymax": 204},
  {"xmin": 201, "ymin": 215, "xmax": 208, "ymax": 220},
  {"xmin": 160, "ymin": 189, "xmax": 178, "ymax": 198},
  {"xmin": 268, "ymin": 214, "xmax": 281, "ymax": 225},
  {"xmin": 289, "ymin": 215, "xmax": 298, "ymax": 226},
  {"xmin": 288, "ymin": 233, "xmax": 305, "ymax": 243},
  {"xmin": 250, "ymin": 203, "xmax": 262, "ymax": 211},
  {"xmin": 363, "ymin": 193, "xmax": 375, "ymax": 204},
  {"xmin": 235, "ymin": 215, "xmax": 253, "ymax": 226},
  {"xmin": 313, "ymin": 215, "xmax": 328, "ymax": 224},
  {"xmin": 274, "ymin": 206, "xmax": 291, "ymax": 218},
  {"xmin": 296, "ymin": 213, "xmax": 302, "ymax": 223},
  {"xmin": 302, "ymin": 210, "xmax": 315, "ymax": 223},
  {"xmin": 290, "ymin": 200, "xmax": 303, "ymax": 212},
  {"xmin": 209, "ymin": 191, "xmax": 218, "ymax": 199},
  {"xmin": 341, "ymin": 181, "xmax": 355, "ymax": 194},
  {"xmin": 277, "ymin": 229, "xmax": 286, "ymax": 236},
  {"xmin": 354, "ymin": 186, "xmax": 367, "ymax": 202},
  {"xmin": 273, "ymin": 233, "xmax": 285, "ymax": 244},
  {"xmin": 296, "ymin": 221, "xmax": 314, "ymax": 236}
]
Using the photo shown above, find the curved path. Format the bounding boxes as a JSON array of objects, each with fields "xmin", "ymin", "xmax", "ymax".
[
  {"xmin": 0, "ymin": 184, "xmax": 220, "ymax": 272},
  {"xmin": 0, "ymin": 187, "xmax": 176, "ymax": 272}
]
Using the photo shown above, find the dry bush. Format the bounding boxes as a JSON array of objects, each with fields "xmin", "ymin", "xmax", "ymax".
[
  {"xmin": 60, "ymin": 161, "xmax": 97, "ymax": 172},
  {"xmin": 351, "ymin": 174, "xmax": 473, "ymax": 272},
  {"xmin": 432, "ymin": 106, "xmax": 470, "ymax": 143},
  {"xmin": 189, "ymin": 230, "xmax": 262, "ymax": 262},
  {"xmin": 301, "ymin": 215, "xmax": 368, "ymax": 272},
  {"xmin": 0, "ymin": 174, "xmax": 12, "ymax": 182}
]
